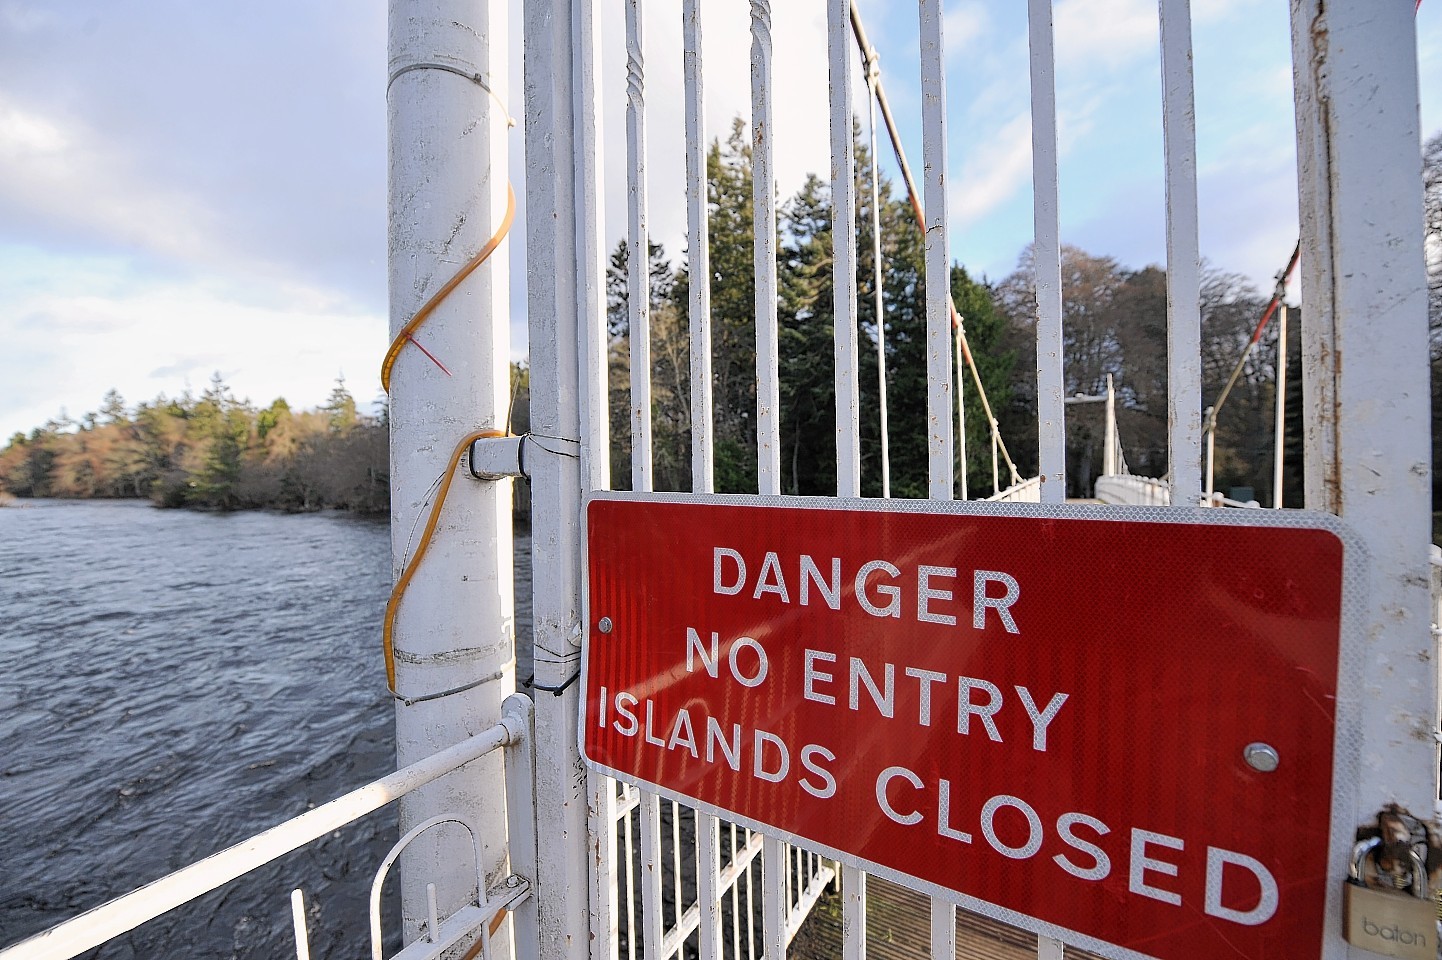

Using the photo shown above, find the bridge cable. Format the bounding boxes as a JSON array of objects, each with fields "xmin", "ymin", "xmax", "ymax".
[{"xmin": 849, "ymin": 2, "xmax": 1022, "ymax": 489}]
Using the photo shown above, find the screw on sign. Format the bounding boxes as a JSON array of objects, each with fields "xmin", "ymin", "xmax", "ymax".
[{"xmin": 581, "ymin": 495, "xmax": 1352, "ymax": 960}]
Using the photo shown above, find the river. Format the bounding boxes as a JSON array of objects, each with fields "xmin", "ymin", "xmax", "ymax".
[{"xmin": 0, "ymin": 499, "xmax": 532, "ymax": 959}]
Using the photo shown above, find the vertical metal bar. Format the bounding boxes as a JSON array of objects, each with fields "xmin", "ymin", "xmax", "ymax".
[
  {"xmin": 1103, "ymin": 374, "xmax": 1117, "ymax": 477},
  {"xmin": 830, "ymin": 0, "xmax": 861, "ymax": 499},
  {"xmin": 1038, "ymin": 935, "xmax": 1064, "ymax": 960},
  {"xmin": 919, "ymin": 0, "xmax": 953, "ymax": 501},
  {"xmin": 864, "ymin": 61, "xmax": 891, "ymax": 498},
  {"xmin": 1290, "ymin": 0, "xmax": 1436, "ymax": 828},
  {"xmin": 730, "ymin": 825, "xmax": 743, "ymax": 960},
  {"xmin": 290, "ymin": 890, "xmax": 311, "ymax": 960},
  {"xmin": 745, "ymin": 844, "xmax": 757, "ymax": 960},
  {"xmin": 640, "ymin": 793, "xmax": 664, "ymax": 959},
  {"xmin": 685, "ymin": 0, "xmax": 714, "ymax": 494},
  {"xmin": 1203, "ymin": 410, "xmax": 1215, "ymax": 502},
  {"xmin": 1027, "ymin": 0, "xmax": 1065, "ymax": 503},
  {"xmin": 686, "ymin": 7, "xmax": 722, "ymax": 956},
  {"xmin": 671, "ymin": 800, "xmax": 684, "ymax": 933},
  {"xmin": 1272, "ymin": 303, "xmax": 1286, "ymax": 508},
  {"xmin": 956, "ymin": 323, "xmax": 967, "ymax": 499},
  {"xmin": 523, "ymin": 0, "xmax": 604, "ymax": 949},
  {"xmin": 1157, "ymin": 0, "xmax": 1203, "ymax": 506},
  {"xmin": 625, "ymin": 0, "xmax": 651, "ymax": 491},
  {"xmin": 929, "ymin": 901, "xmax": 954, "ymax": 960},
  {"xmin": 991, "ymin": 430, "xmax": 999, "ymax": 495},
  {"xmin": 698, "ymin": 813, "xmax": 721, "ymax": 960},
  {"xmin": 387, "ymin": 0, "xmax": 512, "ymax": 945},
  {"xmin": 623, "ymin": 796, "xmax": 638, "ymax": 960},
  {"xmin": 572, "ymin": 0, "xmax": 618, "ymax": 954},
  {"xmin": 503, "ymin": 694, "xmax": 539, "ymax": 960},
  {"xmin": 752, "ymin": 0, "xmax": 781, "ymax": 493},
  {"xmin": 762, "ymin": 836, "xmax": 786, "ymax": 960},
  {"xmin": 833, "ymin": 2, "xmax": 866, "ymax": 952},
  {"xmin": 918, "ymin": 5, "xmax": 957, "ymax": 943},
  {"xmin": 841, "ymin": 868, "xmax": 865, "ymax": 960}
]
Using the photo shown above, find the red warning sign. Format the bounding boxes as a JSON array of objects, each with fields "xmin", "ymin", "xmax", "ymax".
[{"xmin": 582, "ymin": 495, "xmax": 1347, "ymax": 960}]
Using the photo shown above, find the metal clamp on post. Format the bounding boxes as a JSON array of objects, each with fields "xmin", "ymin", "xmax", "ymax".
[{"xmin": 468, "ymin": 435, "xmax": 525, "ymax": 480}]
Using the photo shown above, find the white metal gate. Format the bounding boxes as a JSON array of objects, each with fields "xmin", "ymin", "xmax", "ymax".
[
  {"xmin": 0, "ymin": 3, "xmax": 1431, "ymax": 960},
  {"xmin": 519, "ymin": 1, "xmax": 1437, "ymax": 959}
]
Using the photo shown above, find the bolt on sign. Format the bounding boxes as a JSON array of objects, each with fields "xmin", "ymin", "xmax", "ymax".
[{"xmin": 581, "ymin": 494, "xmax": 1360, "ymax": 960}]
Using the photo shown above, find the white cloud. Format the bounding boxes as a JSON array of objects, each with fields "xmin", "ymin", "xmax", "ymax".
[
  {"xmin": 944, "ymin": 2, "xmax": 989, "ymax": 55},
  {"xmin": 1053, "ymin": 0, "xmax": 1156, "ymax": 72},
  {"xmin": 0, "ymin": 94, "xmax": 221, "ymax": 265},
  {"xmin": 950, "ymin": 112, "xmax": 1033, "ymax": 225},
  {"xmin": 0, "ymin": 249, "xmax": 386, "ymax": 438}
]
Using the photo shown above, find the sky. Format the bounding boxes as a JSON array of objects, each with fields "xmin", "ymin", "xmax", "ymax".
[{"xmin": 0, "ymin": 0, "xmax": 1438, "ymax": 440}]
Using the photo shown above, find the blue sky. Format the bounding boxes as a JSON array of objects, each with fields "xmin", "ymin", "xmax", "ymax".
[{"xmin": 1, "ymin": 0, "xmax": 1438, "ymax": 440}]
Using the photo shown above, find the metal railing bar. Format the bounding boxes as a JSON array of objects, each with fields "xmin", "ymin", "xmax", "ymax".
[
  {"xmin": 929, "ymin": 901, "xmax": 955, "ymax": 960},
  {"xmin": 783, "ymin": 863, "xmax": 836, "ymax": 946},
  {"xmin": 639, "ymin": 792, "xmax": 665, "ymax": 959},
  {"xmin": 625, "ymin": 0, "xmax": 652, "ymax": 491},
  {"xmin": 698, "ymin": 813, "xmax": 722, "ymax": 960},
  {"xmin": 761, "ymin": 836, "xmax": 786, "ymax": 960},
  {"xmin": 657, "ymin": 831, "xmax": 764, "ymax": 960},
  {"xmin": 1, "ymin": 708, "xmax": 528, "ymax": 960},
  {"xmin": 831, "ymin": 0, "xmax": 861, "ymax": 499},
  {"xmin": 623, "ymin": 796, "xmax": 638, "ymax": 960},
  {"xmin": 841, "ymin": 867, "xmax": 866, "ymax": 960},
  {"xmin": 1158, "ymin": 0, "xmax": 1204, "ymax": 506},
  {"xmin": 752, "ymin": 0, "xmax": 781, "ymax": 491},
  {"xmin": 919, "ymin": 0, "xmax": 953, "ymax": 501},
  {"xmin": 684, "ymin": 0, "xmax": 713, "ymax": 492},
  {"xmin": 670, "ymin": 800, "xmax": 684, "ymax": 934},
  {"xmin": 1027, "ymin": 0, "xmax": 1065, "ymax": 503},
  {"xmin": 858, "ymin": 36, "xmax": 891, "ymax": 498}
]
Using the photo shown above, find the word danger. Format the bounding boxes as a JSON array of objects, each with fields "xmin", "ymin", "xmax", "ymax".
[{"xmin": 713, "ymin": 547, "xmax": 1022, "ymax": 632}]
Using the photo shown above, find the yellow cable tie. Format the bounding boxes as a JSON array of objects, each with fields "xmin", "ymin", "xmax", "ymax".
[
  {"xmin": 383, "ymin": 428, "xmax": 507, "ymax": 696},
  {"xmin": 381, "ymin": 183, "xmax": 517, "ymax": 395}
]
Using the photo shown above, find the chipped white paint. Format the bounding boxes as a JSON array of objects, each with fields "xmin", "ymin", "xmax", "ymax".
[
  {"xmin": 1028, "ymin": 0, "xmax": 1065, "ymax": 504},
  {"xmin": 1291, "ymin": 3, "xmax": 1436, "ymax": 954},
  {"xmin": 1157, "ymin": 0, "xmax": 1203, "ymax": 506},
  {"xmin": 919, "ymin": 0, "xmax": 953, "ymax": 501}
]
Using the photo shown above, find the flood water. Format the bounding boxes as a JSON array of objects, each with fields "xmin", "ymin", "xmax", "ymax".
[{"xmin": 0, "ymin": 499, "xmax": 531, "ymax": 959}]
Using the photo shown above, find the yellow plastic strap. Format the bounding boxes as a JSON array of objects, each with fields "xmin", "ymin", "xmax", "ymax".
[{"xmin": 381, "ymin": 183, "xmax": 517, "ymax": 394}]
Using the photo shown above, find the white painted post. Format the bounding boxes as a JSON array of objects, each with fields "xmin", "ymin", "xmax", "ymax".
[
  {"xmin": 831, "ymin": 0, "xmax": 865, "ymax": 953},
  {"xmin": 1157, "ymin": 0, "xmax": 1203, "ymax": 507},
  {"xmin": 753, "ymin": 0, "xmax": 781, "ymax": 493},
  {"xmin": 521, "ymin": 0, "xmax": 607, "ymax": 955},
  {"xmin": 919, "ymin": 0, "xmax": 953, "ymax": 502},
  {"xmin": 686, "ymin": 8, "xmax": 723, "ymax": 957},
  {"xmin": 1028, "ymin": 0, "xmax": 1065, "ymax": 504},
  {"xmin": 831, "ymin": 0, "xmax": 861, "ymax": 501},
  {"xmin": 1290, "ymin": 0, "xmax": 1437, "ymax": 856},
  {"xmin": 387, "ymin": 1, "xmax": 513, "ymax": 951},
  {"xmin": 626, "ymin": 0, "xmax": 652, "ymax": 492}
]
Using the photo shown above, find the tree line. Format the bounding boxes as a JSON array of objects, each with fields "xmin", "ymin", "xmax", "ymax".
[
  {"xmin": 0, "ymin": 377, "xmax": 389, "ymax": 513},
  {"xmin": 6, "ymin": 126, "xmax": 1437, "ymax": 513},
  {"xmin": 603, "ymin": 118, "xmax": 1320, "ymax": 505}
]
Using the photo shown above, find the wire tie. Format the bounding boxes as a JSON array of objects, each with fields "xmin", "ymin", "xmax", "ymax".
[{"xmin": 386, "ymin": 61, "xmax": 517, "ymax": 127}]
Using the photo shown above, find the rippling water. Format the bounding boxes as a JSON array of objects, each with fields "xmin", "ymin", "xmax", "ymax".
[{"xmin": 0, "ymin": 499, "xmax": 531, "ymax": 959}]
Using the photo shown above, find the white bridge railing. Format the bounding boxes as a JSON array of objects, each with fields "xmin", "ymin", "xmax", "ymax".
[{"xmin": 0, "ymin": 696, "xmax": 537, "ymax": 960}]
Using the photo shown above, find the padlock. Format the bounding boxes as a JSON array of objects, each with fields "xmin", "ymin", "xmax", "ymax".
[{"xmin": 1343, "ymin": 836, "xmax": 1437, "ymax": 959}]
